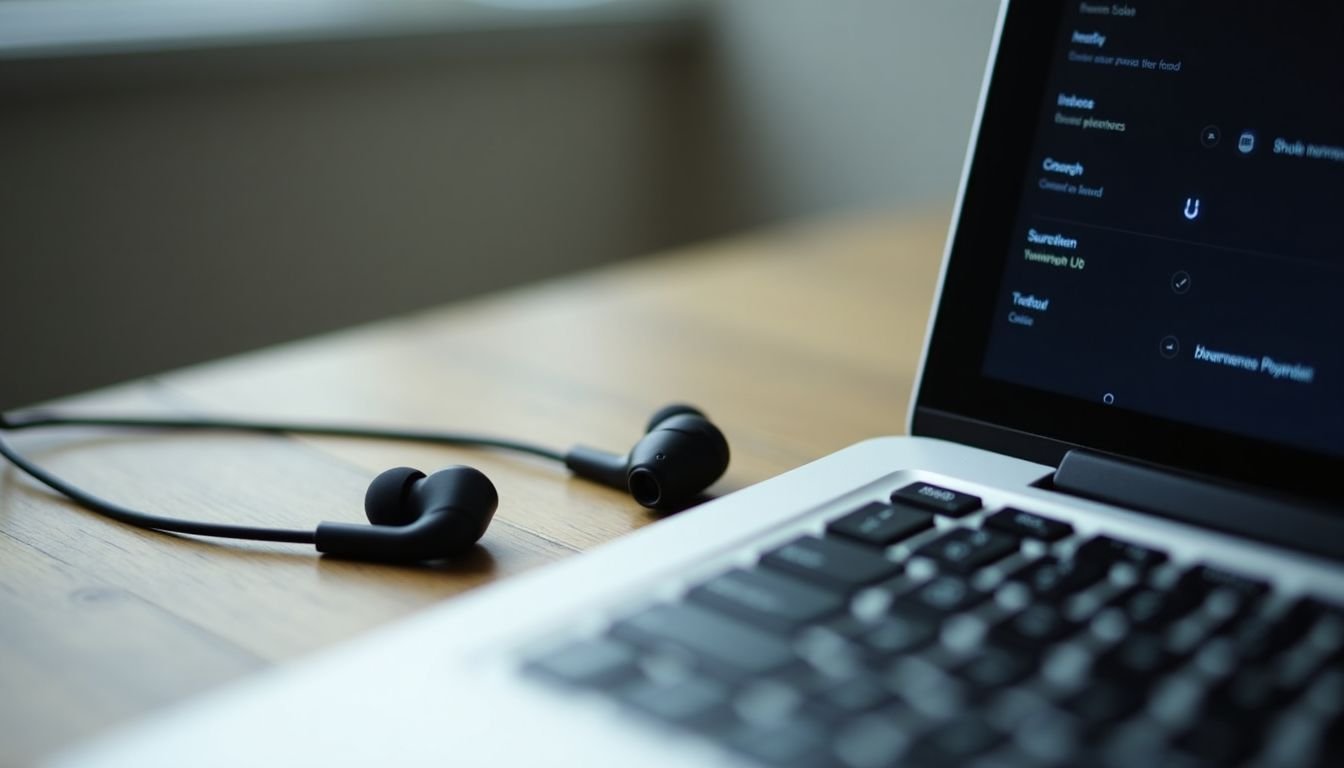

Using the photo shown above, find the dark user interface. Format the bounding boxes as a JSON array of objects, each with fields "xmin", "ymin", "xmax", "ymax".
[{"xmin": 982, "ymin": 1, "xmax": 1344, "ymax": 457}]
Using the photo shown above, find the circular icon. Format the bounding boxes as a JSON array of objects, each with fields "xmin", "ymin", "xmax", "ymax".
[
  {"xmin": 1171, "ymin": 270, "xmax": 1192, "ymax": 295},
  {"xmin": 1200, "ymin": 125, "xmax": 1221, "ymax": 148},
  {"xmin": 1103, "ymin": 393, "xmax": 1116, "ymax": 405},
  {"xmin": 1160, "ymin": 335, "xmax": 1181, "ymax": 359},
  {"xmin": 1238, "ymin": 130, "xmax": 1257, "ymax": 155}
]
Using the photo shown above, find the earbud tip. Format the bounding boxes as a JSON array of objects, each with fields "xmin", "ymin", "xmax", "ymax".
[
  {"xmin": 645, "ymin": 403, "xmax": 706, "ymax": 433},
  {"xmin": 364, "ymin": 467, "xmax": 427, "ymax": 526}
]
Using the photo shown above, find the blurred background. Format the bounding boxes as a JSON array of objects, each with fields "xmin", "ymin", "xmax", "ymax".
[{"xmin": 0, "ymin": 0, "xmax": 998, "ymax": 409}]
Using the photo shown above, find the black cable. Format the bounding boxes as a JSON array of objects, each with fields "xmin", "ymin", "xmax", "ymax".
[
  {"xmin": 0, "ymin": 410, "xmax": 568, "ymax": 544},
  {"xmin": 0, "ymin": 428, "xmax": 315, "ymax": 543},
  {"xmin": 1, "ymin": 411, "xmax": 566, "ymax": 463}
]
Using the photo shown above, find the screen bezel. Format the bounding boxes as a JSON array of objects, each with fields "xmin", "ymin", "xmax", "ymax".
[{"xmin": 912, "ymin": 0, "xmax": 1344, "ymax": 504}]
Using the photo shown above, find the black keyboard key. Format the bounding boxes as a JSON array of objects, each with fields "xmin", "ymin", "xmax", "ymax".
[
  {"xmin": 771, "ymin": 664, "xmax": 848, "ymax": 699},
  {"xmin": 1101, "ymin": 721, "xmax": 1176, "ymax": 768},
  {"xmin": 889, "ymin": 656, "xmax": 966, "ymax": 719},
  {"xmin": 1075, "ymin": 535, "xmax": 1167, "ymax": 570},
  {"xmin": 985, "ymin": 508, "xmax": 1074, "ymax": 542},
  {"xmin": 916, "ymin": 528, "xmax": 1019, "ymax": 574},
  {"xmin": 761, "ymin": 535, "xmax": 901, "ymax": 592},
  {"xmin": 834, "ymin": 714, "xmax": 916, "ymax": 768},
  {"xmin": 859, "ymin": 611, "xmax": 939, "ymax": 657},
  {"xmin": 1114, "ymin": 587, "xmax": 1192, "ymax": 630},
  {"xmin": 819, "ymin": 676, "xmax": 892, "ymax": 716},
  {"xmin": 1233, "ymin": 598, "xmax": 1326, "ymax": 662},
  {"xmin": 1207, "ymin": 664, "xmax": 1295, "ymax": 720},
  {"xmin": 734, "ymin": 679, "xmax": 807, "ymax": 725},
  {"xmin": 1011, "ymin": 555, "xmax": 1107, "ymax": 599},
  {"xmin": 1305, "ymin": 667, "xmax": 1344, "ymax": 717},
  {"xmin": 1176, "ymin": 717, "xmax": 1260, "ymax": 766},
  {"xmin": 1013, "ymin": 705, "xmax": 1084, "ymax": 765},
  {"xmin": 622, "ymin": 675, "xmax": 729, "ymax": 726},
  {"xmin": 891, "ymin": 482, "xmax": 982, "ymax": 517},
  {"xmin": 1324, "ymin": 710, "xmax": 1344, "ymax": 765},
  {"xmin": 525, "ymin": 637, "xmax": 639, "ymax": 687},
  {"xmin": 1096, "ymin": 631, "xmax": 1183, "ymax": 679},
  {"xmin": 1154, "ymin": 565, "xmax": 1269, "ymax": 631},
  {"xmin": 958, "ymin": 646, "xmax": 1036, "ymax": 690},
  {"xmin": 689, "ymin": 568, "xmax": 845, "ymax": 631},
  {"xmin": 900, "ymin": 574, "xmax": 989, "ymax": 615},
  {"xmin": 992, "ymin": 603, "xmax": 1078, "ymax": 649},
  {"xmin": 1180, "ymin": 564, "xmax": 1269, "ymax": 603},
  {"xmin": 811, "ymin": 614, "xmax": 876, "ymax": 643},
  {"xmin": 729, "ymin": 718, "xmax": 830, "ymax": 766},
  {"xmin": 612, "ymin": 603, "xmax": 795, "ymax": 677},
  {"xmin": 828, "ymin": 501, "xmax": 933, "ymax": 547},
  {"xmin": 908, "ymin": 715, "xmax": 1004, "ymax": 765},
  {"xmin": 1068, "ymin": 680, "xmax": 1145, "ymax": 730}
]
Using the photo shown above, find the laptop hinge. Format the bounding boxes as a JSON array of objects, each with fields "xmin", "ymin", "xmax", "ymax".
[{"xmin": 1053, "ymin": 449, "xmax": 1344, "ymax": 562}]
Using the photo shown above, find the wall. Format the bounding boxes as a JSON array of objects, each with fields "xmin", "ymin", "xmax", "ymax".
[
  {"xmin": 695, "ymin": 0, "xmax": 1001, "ymax": 226},
  {"xmin": 0, "ymin": 1, "xmax": 1002, "ymax": 409},
  {"xmin": 0, "ymin": 21, "xmax": 706, "ymax": 408}
]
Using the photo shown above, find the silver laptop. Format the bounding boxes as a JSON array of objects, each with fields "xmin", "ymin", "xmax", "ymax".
[{"xmin": 58, "ymin": 1, "xmax": 1344, "ymax": 766}]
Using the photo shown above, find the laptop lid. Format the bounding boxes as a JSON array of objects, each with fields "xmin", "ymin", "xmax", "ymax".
[{"xmin": 912, "ymin": 0, "xmax": 1344, "ymax": 505}]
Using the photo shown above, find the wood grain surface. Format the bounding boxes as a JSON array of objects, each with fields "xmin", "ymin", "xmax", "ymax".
[{"xmin": 0, "ymin": 209, "xmax": 947, "ymax": 765}]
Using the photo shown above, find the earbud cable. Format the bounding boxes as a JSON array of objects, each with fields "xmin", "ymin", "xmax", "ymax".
[{"xmin": 0, "ymin": 410, "xmax": 566, "ymax": 543}]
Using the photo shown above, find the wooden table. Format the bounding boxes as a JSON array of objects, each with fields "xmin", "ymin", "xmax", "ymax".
[{"xmin": 0, "ymin": 210, "xmax": 947, "ymax": 765}]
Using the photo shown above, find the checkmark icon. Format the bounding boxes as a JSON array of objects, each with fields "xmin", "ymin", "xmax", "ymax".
[
  {"xmin": 1171, "ymin": 271, "xmax": 1192, "ymax": 294},
  {"xmin": 1160, "ymin": 335, "xmax": 1181, "ymax": 359}
]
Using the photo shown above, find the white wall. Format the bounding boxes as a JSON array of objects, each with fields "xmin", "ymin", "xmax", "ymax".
[
  {"xmin": 699, "ymin": 0, "xmax": 1001, "ymax": 223},
  {"xmin": 1, "ymin": 1, "xmax": 1003, "ymax": 408}
]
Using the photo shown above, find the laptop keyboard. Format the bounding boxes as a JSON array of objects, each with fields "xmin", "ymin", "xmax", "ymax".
[{"xmin": 523, "ymin": 481, "xmax": 1344, "ymax": 768}]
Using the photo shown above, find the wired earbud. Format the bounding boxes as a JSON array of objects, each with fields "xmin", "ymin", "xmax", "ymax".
[
  {"xmin": 564, "ymin": 404, "xmax": 731, "ymax": 511},
  {"xmin": 317, "ymin": 466, "xmax": 499, "ymax": 562},
  {"xmin": 0, "ymin": 404, "xmax": 730, "ymax": 564}
]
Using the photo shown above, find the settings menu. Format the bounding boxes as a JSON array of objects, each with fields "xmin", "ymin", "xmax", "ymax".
[{"xmin": 982, "ymin": 1, "xmax": 1344, "ymax": 456}]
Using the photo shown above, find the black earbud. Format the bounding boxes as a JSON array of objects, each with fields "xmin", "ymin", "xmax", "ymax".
[
  {"xmin": 314, "ymin": 466, "xmax": 498, "ymax": 562},
  {"xmin": 564, "ymin": 404, "xmax": 730, "ymax": 510}
]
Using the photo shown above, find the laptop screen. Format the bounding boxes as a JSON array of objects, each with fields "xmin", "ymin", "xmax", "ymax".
[
  {"xmin": 915, "ymin": 0, "xmax": 1344, "ymax": 501},
  {"xmin": 983, "ymin": 2, "xmax": 1343, "ymax": 456}
]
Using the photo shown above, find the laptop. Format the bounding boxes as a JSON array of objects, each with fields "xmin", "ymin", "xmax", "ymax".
[{"xmin": 57, "ymin": 1, "xmax": 1344, "ymax": 766}]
